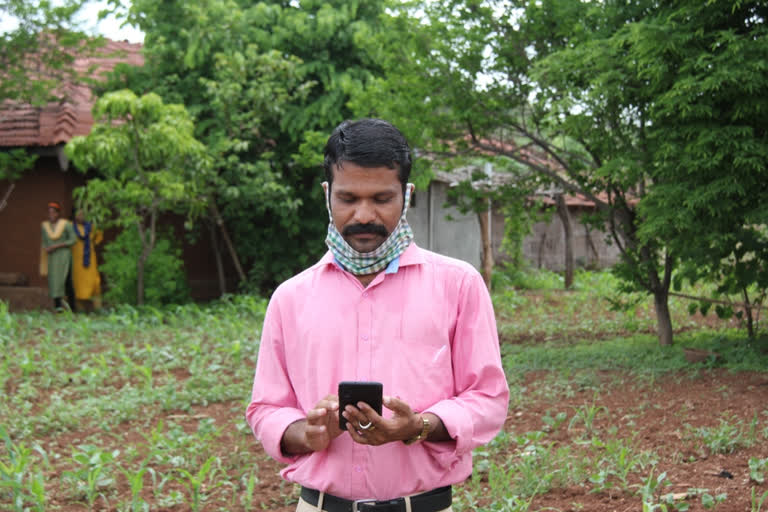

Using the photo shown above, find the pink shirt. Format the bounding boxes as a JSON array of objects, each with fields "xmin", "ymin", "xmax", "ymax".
[{"xmin": 246, "ymin": 243, "xmax": 509, "ymax": 500}]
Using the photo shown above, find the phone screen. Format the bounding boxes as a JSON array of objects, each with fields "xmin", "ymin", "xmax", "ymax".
[{"xmin": 338, "ymin": 381, "xmax": 383, "ymax": 430}]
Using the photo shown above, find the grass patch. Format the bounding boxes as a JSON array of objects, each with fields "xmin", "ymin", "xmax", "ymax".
[{"xmin": 502, "ymin": 331, "xmax": 768, "ymax": 376}]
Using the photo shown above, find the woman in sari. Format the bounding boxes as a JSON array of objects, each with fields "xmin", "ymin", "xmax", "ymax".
[
  {"xmin": 40, "ymin": 202, "xmax": 76, "ymax": 311},
  {"xmin": 71, "ymin": 209, "xmax": 103, "ymax": 311}
]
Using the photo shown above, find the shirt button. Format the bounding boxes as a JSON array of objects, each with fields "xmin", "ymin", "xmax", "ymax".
[
  {"xmin": 354, "ymin": 466, "xmax": 363, "ymax": 473},
  {"xmin": 362, "ymin": 292, "xmax": 368, "ymax": 298},
  {"xmin": 361, "ymin": 334, "xmax": 369, "ymax": 340}
]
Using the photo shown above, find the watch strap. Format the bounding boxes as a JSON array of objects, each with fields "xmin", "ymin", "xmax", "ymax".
[{"xmin": 403, "ymin": 414, "xmax": 430, "ymax": 445}]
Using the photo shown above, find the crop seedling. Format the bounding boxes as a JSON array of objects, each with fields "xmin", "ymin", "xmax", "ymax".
[
  {"xmin": 568, "ymin": 396, "xmax": 607, "ymax": 437},
  {"xmin": 747, "ymin": 412, "xmax": 761, "ymax": 444},
  {"xmin": 590, "ymin": 436, "xmax": 655, "ymax": 491},
  {"xmin": 120, "ymin": 463, "xmax": 152, "ymax": 512},
  {"xmin": 144, "ymin": 466, "xmax": 184, "ymax": 508},
  {"xmin": 752, "ymin": 487, "xmax": 768, "ymax": 512},
  {"xmin": 512, "ymin": 440, "xmax": 562, "ymax": 496},
  {"xmin": 486, "ymin": 461, "xmax": 518, "ymax": 501},
  {"xmin": 699, "ymin": 491, "xmax": 727, "ymax": 510},
  {"xmin": 542, "ymin": 411, "xmax": 568, "ymax": 432},
  {"xmin": 174, "ymin": 455, "xmax": 220, "ymax": 511},
  {"xmin": 24, "ymin": 470, "xmax": 46, "ymax": 512},
  {"xmin": 0, "ymin": 426, "xmax": 48, "ymax": 512},
  {"xmin": 240, "ymin": 470, "xmax": 259, "ymax": 512},
  {"xmin": 62, "ymin": 445, "xmax": 119, "ymax": 511},
  {"xmin": 486, "ymin": 493, "xmax": 540, "ymax": 512},
  {"xmin": 688, "ymin": 415, "xmax": 748, "ymax": 454},
  {"xmin": 637, "ymin": 468, "xmax": 675, "ymax": 512},
  {"xmin": 750, "ymin": 457, "xmax": 768, "ymax": 484}
]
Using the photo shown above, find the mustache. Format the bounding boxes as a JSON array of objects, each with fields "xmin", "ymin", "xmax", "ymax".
[{"xmin": 342, "ymin": 223, "xmax": 389, "ymax": 237}]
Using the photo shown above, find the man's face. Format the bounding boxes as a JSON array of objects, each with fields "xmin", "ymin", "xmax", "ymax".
[
  {"xmin": 75, "ymin": 210, "xmax": 84, "ymax": 224},
  {"xmin": 328, "ymin": 162, "xmax": 403, "ymax": 253},
  {"xmin": 48, "ymin": 207, "xmax": 59, "ymax": 223}
]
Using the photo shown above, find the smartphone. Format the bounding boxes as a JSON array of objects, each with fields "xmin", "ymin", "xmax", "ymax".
[{"xmin": 338, "ymin": 381, "xmax": 383, "ymax": 430}]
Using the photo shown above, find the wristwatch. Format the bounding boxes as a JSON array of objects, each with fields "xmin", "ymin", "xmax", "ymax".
[{"xmin": 403, "ymin": 414, "xmax": 430, "ymax": 445}]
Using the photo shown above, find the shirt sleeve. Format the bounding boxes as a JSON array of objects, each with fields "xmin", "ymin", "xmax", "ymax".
[
  {"xmin": 422, "ymin": 269, "xmax": 509, "ymax": 467},
  {"xmin": 245, "ymin": 291, "xmax": 306, "ymax": 464},
  {"xmin": 62, "ymin": 222, "xmax": 77, "ymax": 247}
]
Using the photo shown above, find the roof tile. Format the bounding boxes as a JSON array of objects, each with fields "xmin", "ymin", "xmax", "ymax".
[{"xmin": 0, "ymin": 38, "xmax": 143, "ymax": 147}]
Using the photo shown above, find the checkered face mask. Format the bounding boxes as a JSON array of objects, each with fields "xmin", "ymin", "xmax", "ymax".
[{"xmin": 323, "ymin": 182, "xmax": 415, "ymax": 275}]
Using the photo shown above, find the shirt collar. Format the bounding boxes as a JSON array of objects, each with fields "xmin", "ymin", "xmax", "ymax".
[{"xmin": 321, "ymin": 243, "xmax": 426, "ymax": 275}]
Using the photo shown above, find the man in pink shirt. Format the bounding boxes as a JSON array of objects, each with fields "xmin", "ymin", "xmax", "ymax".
[{"xmin": 246, "ymin": 119, "xmax": 509, "ymax": 512}]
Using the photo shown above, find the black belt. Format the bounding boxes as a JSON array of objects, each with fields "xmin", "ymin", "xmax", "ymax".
[{"xmin": 300, "ymin": 486, "xmax": 452, "ymax": 512}]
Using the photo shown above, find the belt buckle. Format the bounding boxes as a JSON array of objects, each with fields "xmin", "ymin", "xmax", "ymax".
[{"xmin": 351, "ymin": 498, "xmax": 377, "ymax": 512}]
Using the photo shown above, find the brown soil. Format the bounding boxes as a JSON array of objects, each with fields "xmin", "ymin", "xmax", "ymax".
[
  {"xmin": 13, "ymin": 295, "xmax": 767, "ymax": 512},
  {"xmin": 29, "ymin": 368, "xmax": 766, "ymax": 512},
  {"xmin": 513, "ymin": 370, "xmax": 768, "ymax": 512}
]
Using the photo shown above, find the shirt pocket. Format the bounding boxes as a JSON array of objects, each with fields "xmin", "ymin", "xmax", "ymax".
[{"xmin": 391, "ymin": 337, "xmax": 453, "ymax": 412}]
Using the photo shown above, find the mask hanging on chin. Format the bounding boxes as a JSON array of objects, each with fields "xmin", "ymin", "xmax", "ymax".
[{"xmin": 323, "ymin": 182, "xmax": 415, "ymax": 276}]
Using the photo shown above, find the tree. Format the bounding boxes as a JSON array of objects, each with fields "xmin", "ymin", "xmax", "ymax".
[
  {"xmin": 102, "ymin": 0, "xmax": 390, "ymax": 290},
  {"xmin": 350, "ymin": 0, "xmax": 692, "ymax": 345},
  {"xmin": 630, "ymin": 1, "xmax": 768, "ymax": 337},
  {"xmin": 363, "ymin": 0, "xmax": 768, "ymax": 344},
  {"xmin": 65, "ymin": 90, "xmax": 211, "ymax": 305},
  {"xmin": 0, "ymin": 0, "xmax": 100, "ymax": 106}
]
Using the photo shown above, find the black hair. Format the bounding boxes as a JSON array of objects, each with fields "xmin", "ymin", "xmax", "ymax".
[{"xmin": 323, "ymin": 118, "xmax": 412, "ymax": 195}]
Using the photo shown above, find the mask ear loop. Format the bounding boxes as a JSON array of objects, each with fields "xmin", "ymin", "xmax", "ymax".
[
  {"xmin": 403, "ymin": 183, "xmax": 415, "ymax": 215},
  {"xmin": 321, "ymin": 181, "xmax": 332, "ymax": 221}
]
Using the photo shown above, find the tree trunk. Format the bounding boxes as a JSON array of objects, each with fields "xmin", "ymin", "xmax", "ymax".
[
  {"xmin": 653, "ymin": 289, "xmax": 674, "ymax": 346},
  {"xmin": 136, "ymin": 253, "xmax": 146, "ymax": 306},
  {"xmin": 136, "ymin": 221, "xmax": 146, "ymax": 306},
  {"xmin": 537, "ymin": 232, "xmax": 546, "ymax": 268},
  {"xmin": 136, "ymin": 210, "xmax": 158, "ymax": 306},
  {"xmin": 209, "ymin": 202, "xmax": 246, "ymax": 283},
  {"xmin": 477, "ymin": 198, "xmax": 494, "ymax": 290},
  {"xmin": 585, "ymin": 224, "xmax": 599, "ymax": 267},
  {"xmin": 645, "ymin": 251, "xmax": 674, "ymax": 346},
  {"xmin": 742, "ymin": 287, "xmax": 755, "ymax": 339},
  {"xmin": 209, "ymin": 220, "xmax": 227, "ymax": 296},
  {"xmin": 555, "ymin": 194, "xmax": 574, "ymax": 289},
  {"xmin": 633, "ymin": 243, "xmax": 675, "ymax": 346}
]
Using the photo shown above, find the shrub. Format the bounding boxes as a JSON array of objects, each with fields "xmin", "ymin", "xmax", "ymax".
[
  {"xmin": 493, "ymin": 262, "xmax": 565, "ymax": 291},
  {"xmin": 100, "ymin": 227, "xmax": 190, "ymax": 306}
]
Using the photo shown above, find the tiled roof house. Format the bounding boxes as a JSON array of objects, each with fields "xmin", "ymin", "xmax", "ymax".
[
  {"xmin": 0, "ymin": 40, "xmax": 146, "ymax": 309},
  {"xmin": 0, "ymin": 38, "xmax": 144, "ymax": 148},
  {"xmin": 1, "ymin": 38, "xmax": 235, "ymax": 310}
]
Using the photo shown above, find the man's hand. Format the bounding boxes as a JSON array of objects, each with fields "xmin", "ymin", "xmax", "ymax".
[
  {"xmin": 304, "ymin": 394, "xmax": 343, "ymax": 452},
  {"xmin": 281, "ymin": 395, "xmax": 342, "ymax": 455},
  {"xmin": 342, "ymin": 395, "xmax": 430, "ymax": 446}
]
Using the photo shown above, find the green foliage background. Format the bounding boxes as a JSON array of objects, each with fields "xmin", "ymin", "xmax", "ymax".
[
  {"xmin": 100, "ymin": 227, "xmax": 190, "ymax": 306},
  {"xmin": 4, "ymin": 0, "xmax": 768, "ymax": 335},
  {"xmin": 98, "ymin": 0, "xmax": 393, "ymax": 290}
]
